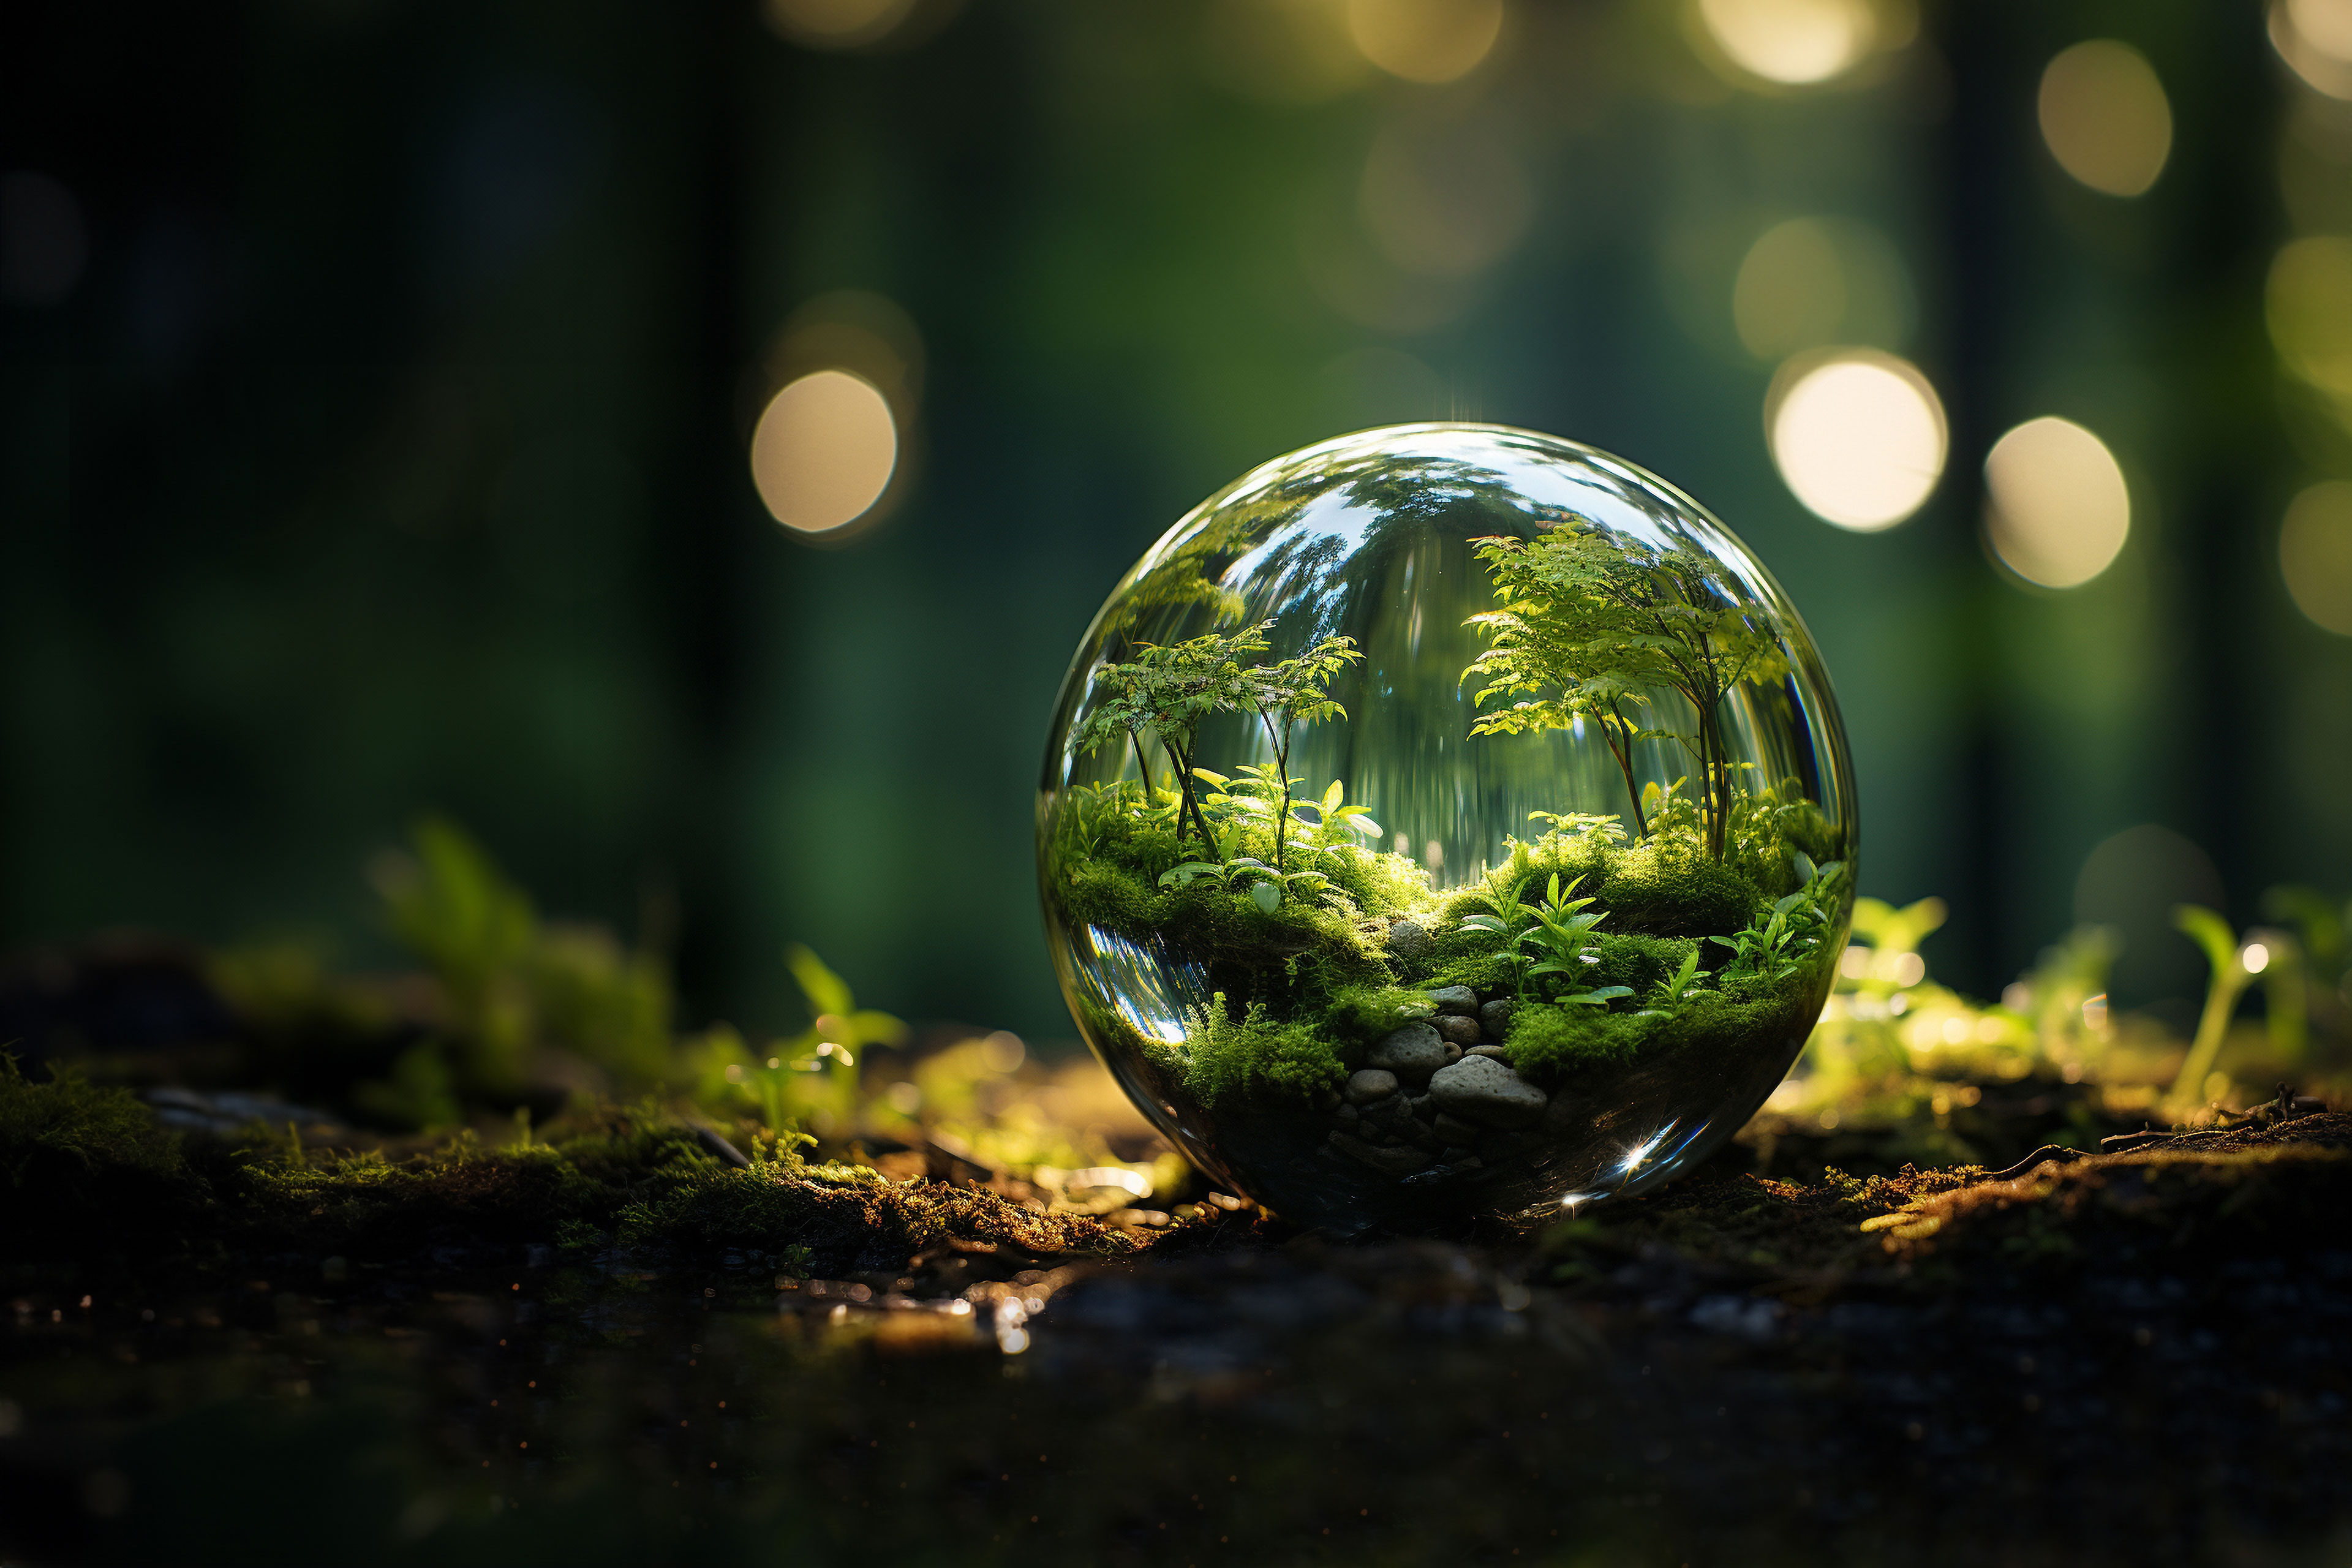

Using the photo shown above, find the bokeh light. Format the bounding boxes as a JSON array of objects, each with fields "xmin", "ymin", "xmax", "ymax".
[
  {"xmin": 1766, "ymin": 350, "xmax": 1947, "ymax": 530},
  {"xmin": 2272, "ymin": 0, "xmax": 2352, "ymax": 99},
  {"xmin": 1201, "ymin": 0, "xmax": 1370, "ymax": 103},
  {"xmin": 2037, "ymin": 40, "xmax": 2172, "ymax": 197},
  {"xmin": 1344, "ymin": 0, "xmax": 1503, "ymax": 83},
  {"xmin": 2268, "ymin": 236, "xmax": 2352, "ymax": 396},
  {"xmin": 1695, "ymin": 0, "xmax": 1877, "ymax": 86},
  {"xmin": 2280, "ymin": 480, "xmax": 2352, "ymax": 634},
  {"xmin": 1732, "ymin": 216, "xmax": 1913, "ymax": 360},
  {"xmin": 749, "ymin": 370, "xmax": 899, "ymax": 535},
  {"xmin": 1982, "ymin": 417, "xmax": 2130, "ymax": 589},
  {"xmin": 762, "ymin": 0, "xmax": 917, "ymax": 49},
  {"xmin": 1358, "ymin": 121, "xmax": 1531, "ymax": 279}
]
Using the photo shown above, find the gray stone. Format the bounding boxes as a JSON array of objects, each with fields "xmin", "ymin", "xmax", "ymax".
[
  {"xmin": 1428, "ymin": 985, "xmax": 1479, "ymax": 1016},
  {"xmin": 1336, "ymin": 1102, "xmax": 1360, "ymax": 1126},
  {"xmin": 1431, "ymin": 1111, "xmax": 1482, "ymax": 1145},
  {"xmin": 1479, "ymin": 999, "xmax": 1517, "ymax": 1040},
  {"xmin": 1440, "ymin": 1147, "xmax": 1473, "ymax": 1164},
  {"xmin": 1467, "ymin": 1044, "xmax": 1510, "ymax": 1061},
  {"xmin": 1428, "ymin": 1054, "xmax": 1549, "ymax": 1129},
  {"xmin": 1384, "ymin": 918, "xmax": 1433, "ymax": 960},
  {"xmin": 1408, "ymin": 1093, "xmax": 1434, "ymax": 1116},
  {"xmin": 1432, "ymin": 1013, "xmax": 1481, "ymax": 1047},
  {"xmin": 1329, "ymin": 1131, "xmax": 1433, "ymax": 1175},
  {"xmin": 1442, "ymin": 1042, "xmax": 1463, "ymax": 1065},
  {"xmin": 1366, "ymin": 1022, "xmax": 1447, "ymax": 1087},
  {"xmin": 1361, "ymin": 1093, "xmax": 1414, "ymax": 1129},
  {"xmin": 1344, "ymin": 1068, "xmax": 1399, "ymax": 1106},
  {"xmin": 1539, "ymin": 1090, "xmax": 1584, "ymax": 1139}
]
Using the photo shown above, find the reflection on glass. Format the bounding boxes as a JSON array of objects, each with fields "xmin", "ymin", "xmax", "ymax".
[{"xmin": 1036, "ymin": 425, "xmax": 1857, "ymax": 1235}]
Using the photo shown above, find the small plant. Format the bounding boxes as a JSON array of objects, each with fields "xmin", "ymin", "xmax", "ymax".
[
  {"xmin": 1073, "ymin": 622, "xmax": 1273, "ymax": 860},
  {"xmin": 1711, "ymin": 858, "xmax": 1845, "ymax": 982},
  {"xmin": 1645, "ymin": 949, "xmax": 1705, "ymax": 1011},
  {"xmin": 1236, "ymin": 634, "xmax": 1362, "ymax": 873}
]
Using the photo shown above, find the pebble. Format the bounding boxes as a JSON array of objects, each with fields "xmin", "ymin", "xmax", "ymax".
[
  {"xmin": 1345, "ymin": 1068, "xmax": 1399, "ymax": 1106},
  {"xmin": 1431, "ymin": 1111, "xmax": 1481, "ymax": 1146},
  {"xmin": 1384, "ymin": 918, "xmax": 1433, "ymax": 960},
  {"xmin": 1479, "ymin": 999, "xmax": 1517, "ymax": 1039},
  {"xmin": 1432, "ymin": 1013, "xmax": 1480, "ymax": 1047},
  {"xmin": 1329, "ymin": 1131, "xmax": 1433, "ymax": 1175},
  {"xmin": 1336, "ymin": 1103, "xmax": 1360, "ymax": 1126},
  {"xmin": 1467, "ymin": 1044, "xmax": 1510, "ymax": 1061},
  {"xmin": 1366, "ymin": 1022, "xmax": 1448, "ymax": 1087},
  {"xmin": 1427, "ymin": 985, "xmax": 1479, "ymax": 1016},
  {"xmin": 1427, "ymin": 1054, "xmax": 1549, "ymax": 1129}
]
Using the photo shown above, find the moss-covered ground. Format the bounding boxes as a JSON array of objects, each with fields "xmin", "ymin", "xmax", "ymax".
[{"xmin": 4, "ymin": 1054, "xmax": 2346, "ymax": 1567}]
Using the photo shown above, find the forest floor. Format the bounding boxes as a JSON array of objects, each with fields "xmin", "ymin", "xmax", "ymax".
[{"xmin": 3, "ymin": 1044, "xmax": 2346, "ymax": 1568}]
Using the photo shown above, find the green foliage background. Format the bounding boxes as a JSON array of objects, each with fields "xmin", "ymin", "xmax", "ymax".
[{"xmin": 2, "ymin": 0, "xmax": 2346, "ymax": 1047}]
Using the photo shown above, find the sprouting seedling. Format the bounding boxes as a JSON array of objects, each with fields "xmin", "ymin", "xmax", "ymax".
[
  {"xmin": 2166, "ymin": 905, "xmax": 2308, "ymax": 1112},
  {"xmin": 1710, "ymin": 859, "xmax": 1845, "ymax": 981},
  {"xmin": 1518, "ymin": 874, "xmax": 1632, "ymax": 1007},
  {"xmin": 1237, "ymin": 634, "xmax": 1361, "ymax": 875},
  {"xmin": 1646, "ymin": 949, "xmax": 1705, "ymax": 1010}
]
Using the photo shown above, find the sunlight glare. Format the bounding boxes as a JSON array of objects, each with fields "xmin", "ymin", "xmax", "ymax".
[
  {"xmin": 2037, "ymin": 40, "xmax": 2173, "ymax": 197},
  {"xmin": 748, "ymin": 371, "xmax": 897, "ymax": 535},
  {"xmin": 2280, "ymin": 480, "xmax": 2352, "ymax": 635},
  {"xmin": 1696, "ymin": 0, "xmax": 1875, "ymax": 86},
  {"xmin": 1766, "ymin": 350, "xmax": 1947, "ymax": 530},
  {"xmin": 762, "ymin": 0, "xmax": 916, "ymax": 47},
  {"xmin": 1983, "ymin": 417, "xmax": 2130, "ymax": 590},
  {"xmin": 1345, "ymin": 0, "xmax": 1504, "ymax": 83}
]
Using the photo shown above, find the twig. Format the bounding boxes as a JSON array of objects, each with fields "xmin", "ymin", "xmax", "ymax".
[{"xmin": 1979, "ymin": 1145, "xmax": 2085, "ymax": 1183}]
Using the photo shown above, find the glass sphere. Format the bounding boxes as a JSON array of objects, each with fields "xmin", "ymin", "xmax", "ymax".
[{"xmin": 1036, "ymin": 425, "xmax": 1856, "ymax": 1236}]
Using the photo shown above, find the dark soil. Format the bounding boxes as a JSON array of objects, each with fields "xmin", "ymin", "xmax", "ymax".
[{"xmin": 4, "ymin": 1090, "xmax": 2345, "ymax": 1567}]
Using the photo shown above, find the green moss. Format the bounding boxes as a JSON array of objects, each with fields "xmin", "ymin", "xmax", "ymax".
[
  {"xmin": 0, "ymin": 1063, "xmax": 1130, "ymax": 1273},
  {"xmin": 1180, "ymin": 997, "xmax": 1348, "ymax": 1107},
  {"xmin": 1586, "ymin": 933, "xmax": 1703, "ymax": 997},
  {"xmin": 1425, "ymin": 951, "xmax": 1518, "ymax": 994},
  {"xmin": 1322, "ymin": 984, "xmax": 1435, "ymax": 1046},
  {"xmin": 1323, "ymin": 847, "xmax": 1438, "ymax": 922},
  {"xmin": 0, "ymin": 1058, "xmax": 197, "ymax": 1251},
  {"xmin": 1506, "ymin": 1004, "xmax": 1662, "ymax": 1079},
  {"xmin": 1059, "ymin": 859, "xmax": 1167, "ymax": 934},
  {"xmin": 1599, "ymin": 839, "xmax": 1760, "ymax": 937}
]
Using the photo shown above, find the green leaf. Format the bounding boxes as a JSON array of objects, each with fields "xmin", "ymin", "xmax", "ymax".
[
  {"xmin": 1249, "ymin": 883, "xmax": 1283, "ymax": 914},
  {"xmin": 784, "ymin": 943, "xmax": 854, "ymax": 1020}
]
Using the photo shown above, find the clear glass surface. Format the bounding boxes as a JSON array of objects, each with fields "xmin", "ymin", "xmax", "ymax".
[{"xmin": 1037, "ymin": 424, "xmax": 1856, "ymax": 1235}]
